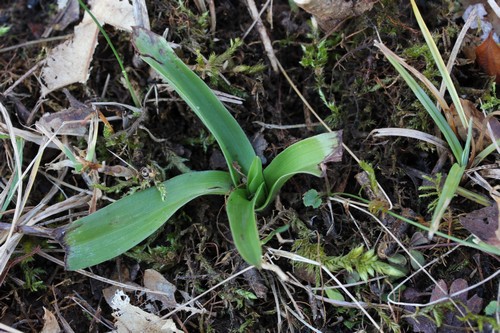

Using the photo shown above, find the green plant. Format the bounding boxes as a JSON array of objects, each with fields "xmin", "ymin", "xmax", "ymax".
[
  {"xmin": 374, "ymin": 0, "xmax": 480, "ymax": 239},
  {"xmin": 58, "ymin": 28, "xmax": 343, "ymax": 270},
  {"xmin": 480, "ymin": 83, "xmax": 499, "ymax": 114},
  {"xmin": 418, "ymin": 173, "xmax": 444, "ymax": 212},
  {"xmin": 302, "ymin": 189, "xmax": 322, "ymax": 208},
  {"xmin": 291, "ymin": 216, "xmax": 404, "ymax": 282},
  {"xmin": 20, "ymin": 258, "xmax": 46, "ymax": 292},
  {"xmin": 0, "ymin": 25, "xmax": 10, "ymax": 37},
  {"xmin": 195, "ymin": 38, "xmax": 265, "ymax": 87}
]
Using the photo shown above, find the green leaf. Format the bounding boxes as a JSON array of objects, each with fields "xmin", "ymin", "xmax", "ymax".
[
  {"xmin": 409, "ymin": 0, "xmax": 467, "ymax": 130},
  {"xmin": 132, "ymin": 27, "xmax": 256, "ymax": 185},
  {"xmin": 484, "ymin": 301, "xmax": 499, "ymax": 316},
  {"xmin": 259, "ymin": 131, "xmax": 342, "ymax": 211},
  {"xmin": 325, "ymin": 289, "xmax": 345, "ymax": 302},
  {"xmin": 60, "ymin": 171, "xmax": 233, "ymax": 270},
  {"xmin": 429, "ymin": 163, "xmax": 465, "ymax": 238},
  {"xmin": 303, "ymin": 189, "xmax": 322, "ymax": 208},
  {"xmin": 247, "ymin": 156, "xmax": 266, "ymax": 203},
  {"xmin": 409, "ymin": 249, "xmax": 426, "ymax": 270},
  {"xmin": 226, "ymin": 188, "xmax": 263, "ymax": 268},
  {"xmin": 387, "ymin": 253, "xmax": 407, "ymax": 266},
  {"xmin": 376, "ymin": 262, "xmax": 406, "ymax": 278},
  {"xmin": 381, "ymin": 50, "xmax": 463, "ymax": 162}
]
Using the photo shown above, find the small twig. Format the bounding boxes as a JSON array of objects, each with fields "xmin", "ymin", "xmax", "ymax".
[
  {"xmin": 244, "ymin": 0, "xmax": 278, "ymax": 72},
  {"xmin": 253, "ymin": 120, "xmax": 321, "ymax": 129},
  {"xmin": 2, "ymin": 62, "xmax": 42, "ymax": 98},
  {"xmin": 207, "ymin": 0, "xmax": 216, "ymax": 33},
  {"xmin": 0, "ymin": 35, "xmax": 71, "ymax": 54},
  {"xmin": 487, "ymin": 0, "xmax": 500, "ymax": 18},
  {"xmin": 0, "ymin": 223, "xmax": 54, "ymax": 237}
]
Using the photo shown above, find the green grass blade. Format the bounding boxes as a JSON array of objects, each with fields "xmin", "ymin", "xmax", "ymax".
[
  {"xmin": 473, "ymin": 138, "xmax": 500, "ymax": 166},
  {"xmin": 335, "ymin": 193, "xmax": 500, "ymax": 256},
  {"xmin": 259, "ymin": 131, "xmax": 342, "ymax": 211},
  {"xmin": 60, "ymin": 171, "xmax": 233, "ymax": 270},
  {"xmin": 1, "ymin": 138, "xmax": 23, "ymax": 217},
  {"xmin": 132, "ymin": 27, "xmax": 256, "ymax": 184},
  {"xmin": 429, "ymin": 163, "xmax": 465, "ymax": 238},
  {"xmin": 226, "ymin": 188, "xmax": 263, "ymax": 267},
  {"xmin": 410, "ymin": 0, "xmax": 467, "ymax": 129},
  {"xmin": 381, "ymin": 50, "xmax": 463, "ymax": 162}
]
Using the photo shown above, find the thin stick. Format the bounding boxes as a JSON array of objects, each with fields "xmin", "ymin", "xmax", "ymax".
[
  {"xmin": 0, "ymin": 35, "xmax": 71, "ymax": 54},
  {"xmin": 244, "ymin": 0, "xmax": 278, "ymax": 72},
  {"xmin": 2, "ymin": 62, "xmax": 42, "ymax": 97},
  {"xmin": 162, "ymin": 265, "xmax": 255, "ymax": 319}
]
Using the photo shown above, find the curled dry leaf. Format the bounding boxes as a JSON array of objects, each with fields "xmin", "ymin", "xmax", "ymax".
[
  {"xmin": 449, "ymin": 98, "xmax": 500, "ymax": 149},
  {"xmin": 459, "ymin": 200, "xmax": 500, "ymax": 247},
  {"xmin": 143, "ymin": 269, "xmax": 177, "ymax": 309},
  {"xmin": 293, "ymin": 0, "xmax": 377, "ymax": 31},
  {"xmin": 110, "ymin": 290, "xmax": 182, "ymax": 333},
  {"xmin": 475, "ymin": 31, "xmax": 500, "ymax": 83},
  {"xmin": 50, "ymin": 0, "xmax": 80, "ymax": 32},
  {"xmin": 41, "ymin": 0, "xmax": 149, "ymax": 95},
  {"xmin": 40, "ymin": 307, "xmax": 61, "ymax": 333}
]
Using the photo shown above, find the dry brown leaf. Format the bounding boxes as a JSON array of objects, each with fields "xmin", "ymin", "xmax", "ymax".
[
  {"xmin": 40, "ymin": 307, "xmax": 61, "ymax": 333},
  {"xmin": 449, "ymin": 98, "xmax": 500, "ymax": 150},
  {"xmin": 143, "ymin": 269, "xmax": 177, "ymax": 309},
  {"xmin": 41, "ymin": 0, "xmax": 149, "ymax": 95},
  {"xmin": 475, "ymin": 31, "xmax": 500, "ymax": 83},
  {"xmin": 110, "ymin": 290, "xmax": 182, "ymax": 333},
  {"xmin": 459, "ymin": 203, "xmax": 500, "ymax": 247},
  {"xmin": 294, "ymin": 0, "xmax": 377, "ymax": 31},
  {"xmin": 50, "ymin": 0, "xmax": 80, "ymax": 32}
]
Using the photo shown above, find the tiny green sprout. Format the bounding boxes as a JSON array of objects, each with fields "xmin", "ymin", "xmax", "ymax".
[
  {"xmin": 359, "ymin": 160, "xmax": 378, "ymax": 195},
  {"xmin": 303, "ymin": 189, "xmax": 322, "ymax": 208},
  {"xmin": 484, "ymin": 301, "xmax": 499, "ymax": 316},
  {"xmin": 481, "ymin": 83, "xmax": 499, "ymax": 114},
  {"xmin": 0, "ymin": 25, "xmax": 10, "ymax": 37}
]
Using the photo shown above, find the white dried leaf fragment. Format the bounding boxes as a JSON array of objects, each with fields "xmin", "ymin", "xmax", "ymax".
[
  {"xmin": 41, "ymin": 0, "xmax": 146, "ymax": 96},
  {"xmin": 41, "ymin": 20, "xmax": 98, "ymax": 96},
  {"xmin": 110, "ymin": 290, "xmax": 182, "ymax": 333}
]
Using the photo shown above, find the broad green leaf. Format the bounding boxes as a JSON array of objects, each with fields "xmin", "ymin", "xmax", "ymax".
[
  {"xmin": 226, "ymin": 188, "xmax": 262, "ymax": 267},
  {"xmin": 259, "ymin": 131, "xmax": 342, "ymax": 211},
  {"xmin": 247, "ymin": 156, "xmax": 266, "ymax": 201},
  {"xmin": 60, "ymin": 171, "xmax": 233, "ymax": 270},
  {"xmin": 429, "ymin": 163, "xmax": 465, "ymax": 238},
  {"xmin": 132, "ymin": 28, "xmax": 256, "ymax": 185}
]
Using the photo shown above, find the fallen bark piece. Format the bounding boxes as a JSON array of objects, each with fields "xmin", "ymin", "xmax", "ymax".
[{"xmin": 294, "ymin": 0, "xmax": 377, "ymax": 31}]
